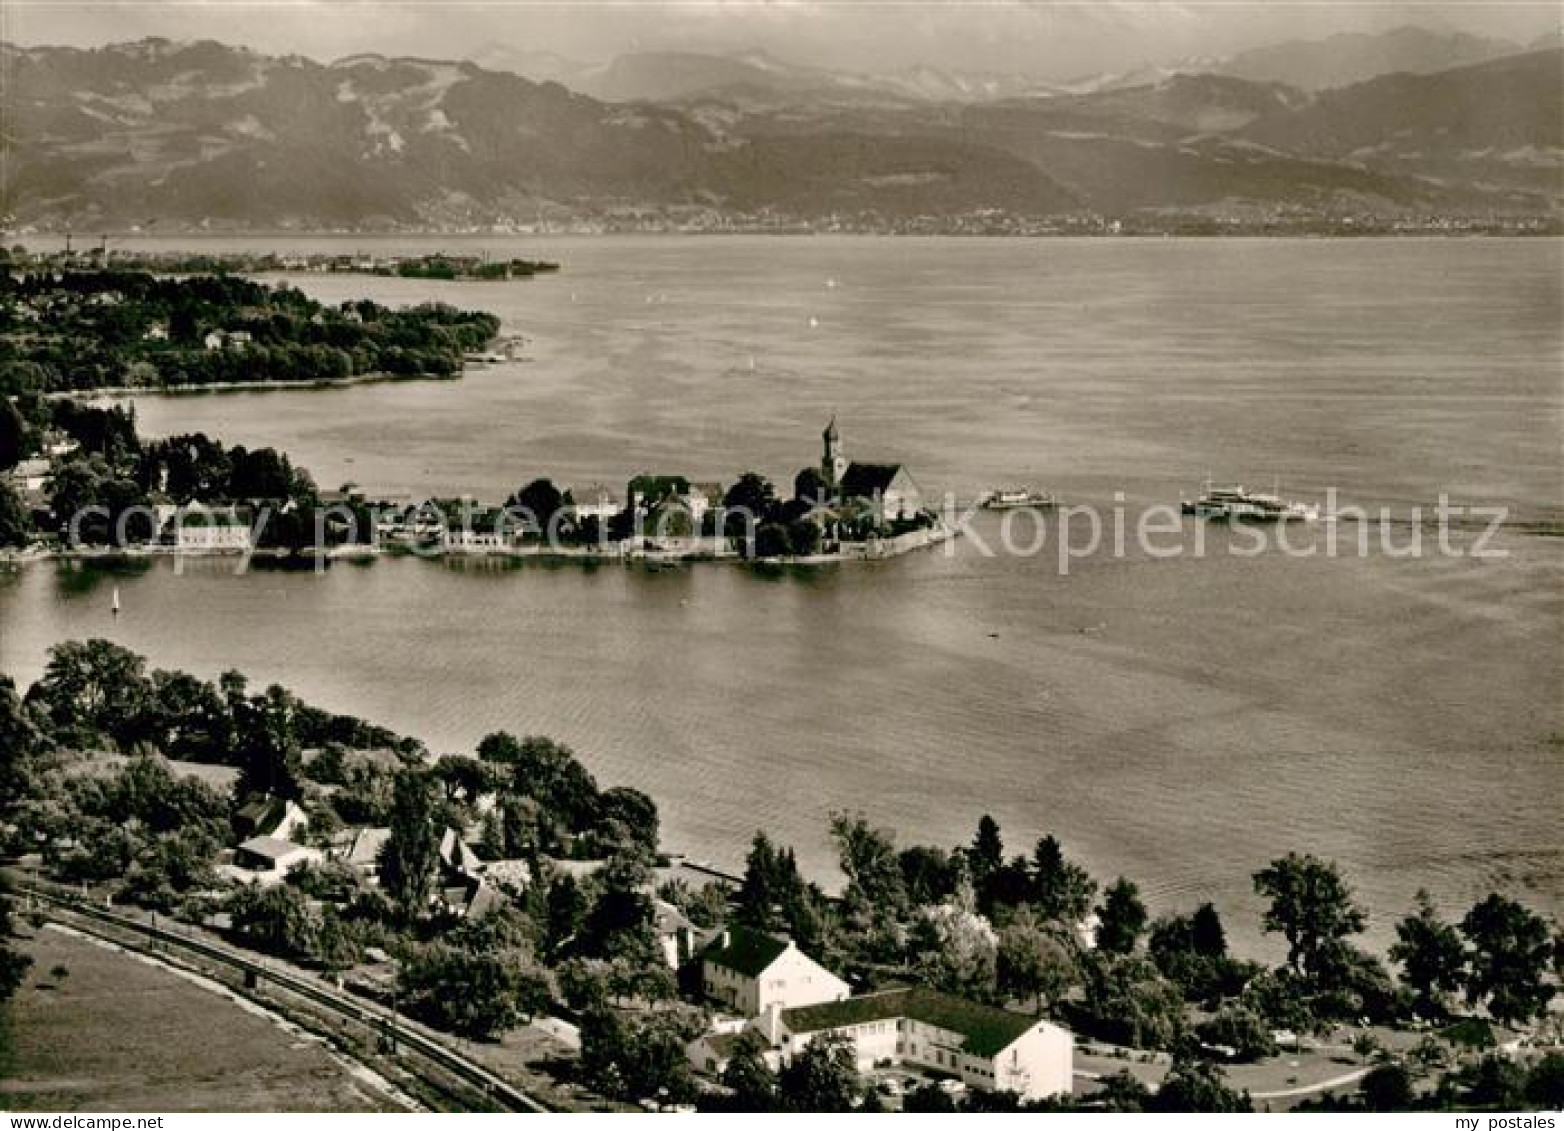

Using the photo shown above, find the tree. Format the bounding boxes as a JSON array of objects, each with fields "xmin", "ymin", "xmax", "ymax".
[
  {"xmin": 1460, "ymin": 894, "xmax": 1556, "ymax": 1026},
  {"xmin": 509, "ymin": 478, "xmax": 565, "ymax": 534},
  {"xmin": 1081, "ymin": 956, "xmax": 1187, "ymax": 1050},
  {"xmin": 594, "ymin": 786, "xmax": 659, "ymax": 859},
  {"xmin": 1031, "ymin": 835, "xmax": 1097, "ymax": 924},
  {"xmin": 1458, "ymin": 1053, "xmax": 1529, "ymax": 1109},
  {"xmin": 1359, "ymin": 1063, "xmax": 1415, "ymax": 1112},
  {"xmin": 736, "ymin": 832, "xmax": 819, "ymax": 946},
  {"xmin": 27, "ymin": 639, "xmax": 152, "ymax": 748},
  {"xmin": 313, "ymin": 907, "xmax": 367, "ymax": 972},
  {"xmin": 148, "ymin": 669, "xmax": 230, "ymax": 763},
  {"xmin": 969, "ymin": 815, "xmax": 1003, "ymax": 885},
  {"xmin": 1196, "ymin": 1004, "xmax": 1277, "ymax": 1061},
  {"xmin": 1148, "ymin": 909, "xmax": 1246, "ymax": 1005},
  {"xmin": 738, "ymin": 832, "xmax": 785, "ymax": 930},
  {"xmin": 778, "ymin": 1031, "xmax": 859, "ymax": 1113},
  {"xmin": 1526, "ymin": 1053, "xmax": 1564, "ymax": 1110},
  {"xmin": 899, "ymin": 845, "xmax": 959, "ymax": 907},
  {"xmin": 1190, "ymin": 903, "xmax": 1227, "ymax": 958},
  {"xmin": 545, "ymin": 873, "xmax": 588, "ymax": 956},
  {"xmin": 1240, "ymin": 967, "xmax": 1317, "ymax": 1036},
  {"xmin": 0, "ymin": 481, "xmax": 31, "ymax": 548},
  {"xmin": 581, "ymin": 852, "xmax": 654, "ymax": 959},
  {"xmin": 399, "ymin": 941, "xmax": 553, "ymax": 1039},
  {"xmin": 911, "ymin": 888, "xmax": 999, "ymax": 1001},
  {"xmin": 997, "ymin": 913, "xmax": 1077, "ymax": 1014},
  {"xmin": 579, "ymin": 1006, "xmax": 696, "ymax": 1103},
  {"xmin": 1390, "ymin": 890, "xmax": 1467, "ymax": 1018},
  {"xmin": 0, "ymin": 674, "xmax": 48, "ymax": 814},
  {"xmin": 1096, "ymin": 877, "xmax": 1148, "ymax": 955},
  {"xmin": 719, "ymin": 1029, "xmax": 779, "ymax": 1111},
  {"xmin": 232, "ymin": 685, "xmax": 305, "ymax": 800},
  {"xmin": 0, "ymin": 876, "xmax": 33, "ymax": 1003},
  {"xmin": 1150, "ymin": 1056, "xmax": 1250, "ymax": 1113},
  {"xmin": 723, "ymin": 472, "xmax": 777, "ymax": 524},
  {"xmin": 1252, "ymin": 853, "xmax": 1366, "ymax": 982},
  {"xmin": 829, "ymin": 810, "xmax": 907, "ymax": 918},
  {"xmin": 228, "ymin": 882, "xmax": 318, "ymax": 959},
  {"xmin": 792, "ymin": 467, "xmax": 828, "ymax": 505},
  {"xmin": 486, "ymin": 733, "xmax": 600, "ymax": 842},
  {"xmin": 1090, "ymin": 1069, "xmax": 1150, "ymax": 1112},
  {"xmin": 382, "ymin": 770, "xmax": 443, "ymax": 917},
  {"xmin": 784, "ymin": 517, "xmax": 821, "ymax": 557},
  {"xmin": 0, "ymin": 397, "xmax": 27, "ymax": 470},
  {"xmin": 430, "ymin": 754, "xmax": 492, "ymax": 806}
]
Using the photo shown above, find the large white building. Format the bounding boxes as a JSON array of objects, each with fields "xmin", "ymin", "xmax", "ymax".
[
  {"xmin": 701, "ymin": 925, "xmax": 851, "ymax": 1016},
  {"xmin": 758, "ymin": 987, "xmax": 1074, "ymax": 1102},
  {"xmin": 164, "ymin": 504, "xmax": 253, "ymax": 552}
]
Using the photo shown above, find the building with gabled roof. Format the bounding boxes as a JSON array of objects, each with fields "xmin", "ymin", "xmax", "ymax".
[
  {"xmin": 233, "ymin": 796, "xmax": 307, "ymax": 842},
  {"xmin": 701, "ymin": 924, "xmax": 850, "ymax": 1016},
  {"xmin": 818, "ymin": 419, "xmax": 924, "ymax": 525},
  {"xmin": 759, "ymin": 987, "xmax": 1073, "ymax": 1101},
  {"xmin": 225, "ymin": 835, "xmax": 322, "ymax": 884}
]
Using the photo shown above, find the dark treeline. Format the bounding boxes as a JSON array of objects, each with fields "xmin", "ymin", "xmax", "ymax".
[
  {"xmin": 0, "ymin": 269, "xmax": 501, "ymax": 394},
  {"xmin": 0, "ymin": 397, "xmax": 379, "ymax": 550}
]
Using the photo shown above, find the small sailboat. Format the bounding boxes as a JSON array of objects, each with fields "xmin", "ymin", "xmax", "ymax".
[{"xmin": 111, "ymin": 586, "xmax": 121, "ymax": 616}]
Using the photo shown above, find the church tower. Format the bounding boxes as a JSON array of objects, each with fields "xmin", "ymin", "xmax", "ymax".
[{"xmin": 822, "ymin": 415, "xmax": 848, "ymax": 491}]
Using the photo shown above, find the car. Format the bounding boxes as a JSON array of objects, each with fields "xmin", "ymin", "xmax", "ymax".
[
  {"xmin": 937, "ymin": 1078, "xmax": 966, "ymax": 1095},
  {"xmin": 877, "ymin": 1078, "xmax": 905, "ymax": 1096}
]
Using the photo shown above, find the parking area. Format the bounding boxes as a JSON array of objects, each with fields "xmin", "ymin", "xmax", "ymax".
[{"xmin": 866, "ymin": 1064, "xmax": 969, "ymax": 1108}]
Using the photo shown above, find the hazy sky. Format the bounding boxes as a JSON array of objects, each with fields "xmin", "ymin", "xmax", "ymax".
[{"xmin": 4, "ymin": 1, "xmax": 1559, "ymax": 79}]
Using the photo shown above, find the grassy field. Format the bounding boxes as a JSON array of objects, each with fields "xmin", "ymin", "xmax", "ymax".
[{"xmin": 1, "ymin": 926, "xmax": 407, "ymax": 1112}]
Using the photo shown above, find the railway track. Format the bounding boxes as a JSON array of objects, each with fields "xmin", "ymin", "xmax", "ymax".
[{"xmin": 16, "ymin": 884, "xmax": 550, "ymax": 1113}]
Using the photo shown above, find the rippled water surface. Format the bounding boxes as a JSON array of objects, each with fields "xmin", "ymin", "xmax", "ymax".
[{"xmin": 3, "ymin": 236, "xmax": 1559, "ymax": 950}]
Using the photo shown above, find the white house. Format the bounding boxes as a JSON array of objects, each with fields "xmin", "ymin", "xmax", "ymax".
[
  {"xmin": 701, "ymin": 925, "xmax": 850, "ymax": 1016},
  {"xmin": 337, "ymin": 826, "xmax": 391, "ymax": 881},
  {"xmin": 651, "ymin": 898, "xmax": 697, "ymax": 970},
  {"xmin": 760, "ymin": 987, "xmax": 1073, "ymax": 1102},
  {"xmin": 5, "ymin": 458, "xmax": 51, "ymax": 506},
  {"xmin": 171, "ymin": 505, "xmax": 252, "ymax": 552},
  {"xmin": 224, "ymin": 835, "xmax": 322, "ymax": 884},
  {"xmin": 441, "ymin": 526, "xmax": 516, "ymax": 553},
  {"xmin": 686, "ymin": 1016, "xmax": 780, "ymax": 1079},
  {"xmin": 685, "ymin": 481, "xmax": 724, "ymax": 527},
  {"xmin": 203, "ymin": 329, "xmax": 253, "ymax": 351}
]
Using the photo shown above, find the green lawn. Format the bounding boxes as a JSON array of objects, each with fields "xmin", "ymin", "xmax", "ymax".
[{"xmin": 1, "ymin": 926, "xmax": 406, "ymax": 1112}]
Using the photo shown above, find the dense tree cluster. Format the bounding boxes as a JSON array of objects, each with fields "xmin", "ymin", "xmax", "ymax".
[
  {"xmin": 22, "ymin": 639, "xmax": 417, "ymax": 768},
  {"xmin": 0, "ymin": 270, "xmax": 501, "ymax": 394},
  {"xmin": 2, "ymin": 394, "xmax": 330, "ymax": 548}
]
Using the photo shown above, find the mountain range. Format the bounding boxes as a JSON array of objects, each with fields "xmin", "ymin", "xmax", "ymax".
[{"xmin": 1, "ymin": 31, "xmax": 1558, "ymax": 231}]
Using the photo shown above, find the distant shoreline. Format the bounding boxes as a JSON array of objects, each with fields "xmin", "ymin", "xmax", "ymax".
[
  {"xmin": 45, "ymin": 368, "xmax": 460, "ymax": 401},
  {"xmin": 0, "ymin": 524, "xmax": 957, "ymax": 569},
  {"xmin": 41, "ymin": 352, "xmax": 538, "ymax": 400}
]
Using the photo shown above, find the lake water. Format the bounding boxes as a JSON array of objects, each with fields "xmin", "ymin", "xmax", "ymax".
[{"xmin": 3, "ymin": 236, "xmax": 1560, "ymax": 953}]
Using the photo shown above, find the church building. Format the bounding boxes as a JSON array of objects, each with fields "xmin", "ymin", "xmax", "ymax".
[{"xmin": 819, "ymin": 416, "xmax": 923, "ymax": 525}]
